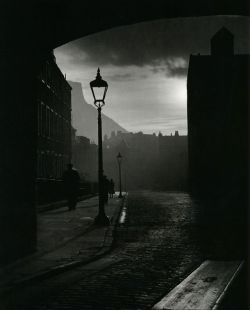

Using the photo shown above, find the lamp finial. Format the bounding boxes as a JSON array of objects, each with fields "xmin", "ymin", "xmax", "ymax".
[{"xmin": 96, "ymin": 68, "xmax": 101, "ymax": 79}]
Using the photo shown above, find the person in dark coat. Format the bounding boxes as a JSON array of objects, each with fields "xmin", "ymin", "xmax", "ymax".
[
  {"xmin": 109, "ymin": 179, "xmax": 115, "ymax": 198},
  {"xmin": 102, "ymin": 175, "xmax": 109, "ymax": 205},
  {"xmin": 62, "ymin": 164, "xmax": 80, "ymax": 211}
]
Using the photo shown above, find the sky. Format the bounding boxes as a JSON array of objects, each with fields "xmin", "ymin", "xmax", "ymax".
[{"xmin": 55, "ymin": 16, "xmax": 250, "ymax": 135}]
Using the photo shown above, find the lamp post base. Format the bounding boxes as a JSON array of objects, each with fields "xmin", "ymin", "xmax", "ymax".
[
  {"xmin": 118, "ymin": 193, "xmax": 123, "ymax": 198},
  {"xmin": 94, "ymin": 213, "xmax": 110, "ymax": 226}
]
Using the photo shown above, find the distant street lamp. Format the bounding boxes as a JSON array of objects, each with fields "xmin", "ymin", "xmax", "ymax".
[
  {"xmin": 90, "ymin": 68, "xmax": 109, "ymax": 226},
  {"xmin": 117, "ymin": 152, "xmax": 123, "ymax": 198}
]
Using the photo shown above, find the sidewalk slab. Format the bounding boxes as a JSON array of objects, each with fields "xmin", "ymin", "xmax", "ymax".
[
  {"xmin": 37, "ymin": 194, "xmax": 96, "ymax": 213},
  {"xmin": 0, "ymin": 193, "xmax": 126, "ymax": 293}
]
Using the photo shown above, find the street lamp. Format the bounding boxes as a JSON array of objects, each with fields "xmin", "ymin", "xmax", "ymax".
[
  {"xmin": 90, "ymin": 68, "xmax": 109, "ymax": 226},
  {"xmin": 117, "ymin": 152, "xmax": 123, "ymax": 198}
]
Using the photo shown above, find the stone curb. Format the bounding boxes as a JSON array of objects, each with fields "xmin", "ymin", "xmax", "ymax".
[
  {"xmin": 98, "ymin": 194, "xmax": 127, "ymax": 254},
  {"xmin": 0, "ymin": 194, "xmax": 127, "ymax": 297}
]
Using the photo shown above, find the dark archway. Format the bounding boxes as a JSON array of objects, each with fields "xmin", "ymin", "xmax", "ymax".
[
  {"xmin": 0, "ymin": 0, "xmax": 249, "ymax": 264},
  {"xmin": 3, "ymin": 1, "xmax": 249, "ymax": 51}
]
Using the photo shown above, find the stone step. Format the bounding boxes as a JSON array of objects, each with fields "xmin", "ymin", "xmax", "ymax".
[{"xmin": 152, "ymin": 260, "xmax": 244, "ymax": 310}]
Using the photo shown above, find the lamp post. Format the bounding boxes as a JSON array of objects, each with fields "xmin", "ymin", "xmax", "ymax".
[
  {"xmin": 117, "ymin": 152, "xmax": 123, "ymax": 198},
  {"xmin": 90, "ymin": 68, "xmax": 109, "ymax": 226}
]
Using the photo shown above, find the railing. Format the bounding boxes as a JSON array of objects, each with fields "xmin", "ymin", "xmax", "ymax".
[{"xmin": 36, "ymin": 178, "xmax": 98, "ymax": 205}]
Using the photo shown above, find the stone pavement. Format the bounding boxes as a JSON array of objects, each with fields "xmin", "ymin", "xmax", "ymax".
[
  {"xmin": 0, "ymin": 193, "xmax": 125, "ymax": 293},
  {"xmin": 31, "ymin": 191, "xmax": 205, "ymax": 310},
  {"xmin": 0, "ymin": 191, "xmax": 245, "ymax": 310}
]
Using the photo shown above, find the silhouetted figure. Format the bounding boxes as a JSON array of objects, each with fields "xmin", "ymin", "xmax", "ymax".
[
  {"xmin": 103, "ymin": 175, "xmax": 109, "ymax": 205},
  {"xmin": 62, "ymin": 164, "xmax": 80, "ymax": 211},
  {"xmin": 109, "ymin": 179, "xmax": 115, "ymax": 198}
]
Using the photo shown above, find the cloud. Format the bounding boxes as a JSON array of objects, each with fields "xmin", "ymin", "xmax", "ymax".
[
  {"xmin": 168, "ymin": 67, "xmax": 188, "ymax": 77},
  {"xmin": 54, "ymin": 16, "xmax": 249, "ymax": 135},
  {"xmin": 57, "ymin": 16, "xmax": 250, "ymax": 70},
  {"xmin": 107, "ymin": 73, "xmax": 135, "ymax": 81},
  {"xmin": 165, "ymin": 57, "xmax": 188, "ymax": 77},
  {"xmin": 150, "ymin": 66, "xmax": 166, "ymax": 74},
  {"xmin": 147, "ymin": 57, "xmax": 188, "ymax": 77},
  {"xmin": 132, "ymin": 115, "xmax": 186, "ymax": 126}
]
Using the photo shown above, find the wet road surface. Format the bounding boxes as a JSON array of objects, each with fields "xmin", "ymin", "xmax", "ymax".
[{"xmin": 1, "ymin": 191, "xmax": 208, "ymax": 310}]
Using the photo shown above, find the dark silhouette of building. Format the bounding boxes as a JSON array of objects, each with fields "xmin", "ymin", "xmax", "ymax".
[
  {"xmin": 72, "ymin": 134, "xmax": 98, "ymax": 182},
  {"xmin": 36, "ymin": 52, "xmax": 72, "ymax": 204},
  {"xmin": 210, "ymin": 27, "xmax": 234, "ymax": 56},
  {"xmin": 103, "ymin": 130, "xmax": 188, "ymax": 190},
  {"xmin": 158, "ymin": 131, "xmax": 188, "ymax": 190},
  {"xmin": 187, "ymin": 27, "xmax": 249, "ymax": 199}
]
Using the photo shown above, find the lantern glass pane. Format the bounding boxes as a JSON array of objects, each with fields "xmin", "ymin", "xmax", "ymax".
[{"xmin": 93, "ymin": 86, "xmax": 105, "ymax": 101}]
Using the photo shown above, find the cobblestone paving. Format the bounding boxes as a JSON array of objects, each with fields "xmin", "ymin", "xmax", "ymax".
[{"xmin": 1, "ymin": 191, "xmax": 205, "ymax": 310}]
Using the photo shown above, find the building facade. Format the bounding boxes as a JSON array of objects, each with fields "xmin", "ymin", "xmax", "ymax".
[
  {"xmin": 36, "ymin": 52, "xmax": 72, "ymax": 203},
  {"xmin": 187, "ymin": 27, "xmax": 249, "ymax": 198}
]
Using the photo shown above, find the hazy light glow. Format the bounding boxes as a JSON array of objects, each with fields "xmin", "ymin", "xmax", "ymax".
[{"xmin": 55, "ymin": 52, "xmax": 188, "ymax": 134}]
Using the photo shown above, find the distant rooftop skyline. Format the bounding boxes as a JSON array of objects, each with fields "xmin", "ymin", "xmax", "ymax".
[{"xmin": 55, "ymin": 16, "xmax": 250, "ymax": 135}]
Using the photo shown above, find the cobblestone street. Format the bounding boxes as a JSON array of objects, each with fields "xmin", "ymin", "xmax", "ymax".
[{"xmin": 2, "ymin": 191, "xmax": 207, "ymax": 310}]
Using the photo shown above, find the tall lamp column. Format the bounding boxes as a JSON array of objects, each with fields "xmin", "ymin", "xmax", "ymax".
[
  {"xmin": 90, "ymin": 68, "xmax": 109, "ymax": 226},
  {"xmin": 117, "ymin": 152, "xmax": 123, "ymax": 198}
]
